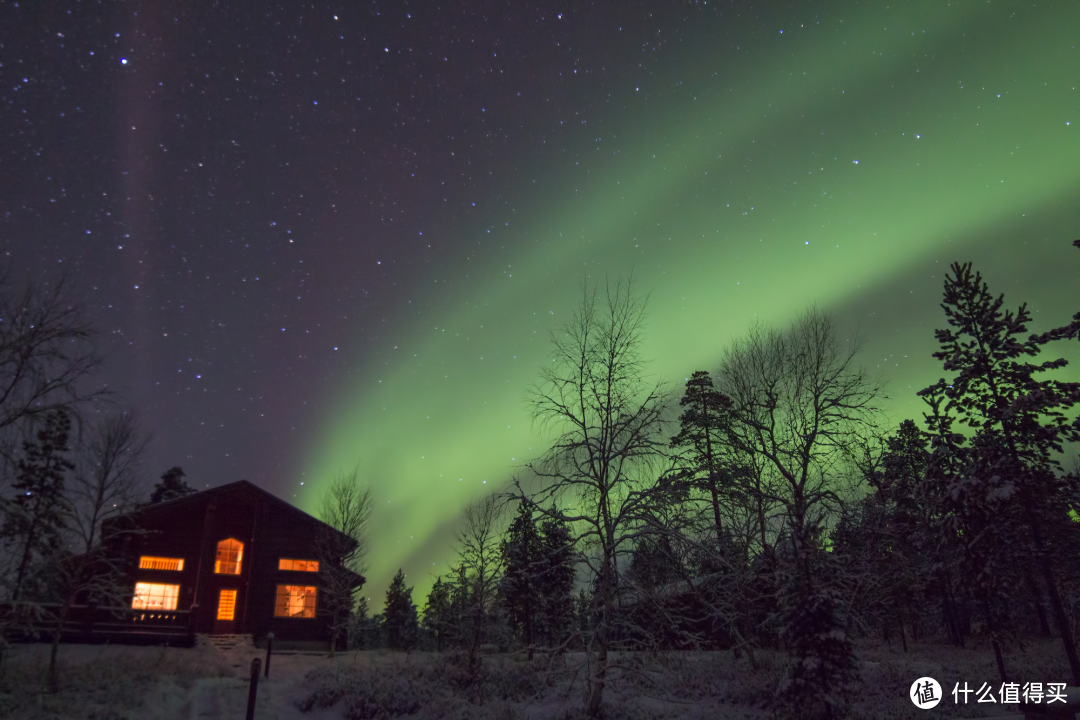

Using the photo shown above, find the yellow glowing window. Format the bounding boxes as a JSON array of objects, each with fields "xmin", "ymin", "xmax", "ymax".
[
  {"xmin": 274, "ymin": 585, "xmax": 317, "ymax": 618},
  {"xmin": 132, "ymin": 582, "xmax": 180, "ymax": 611},
  {"xmin": 214, "ymin": 538, "xmax": 243, "ymax": 575},
  {"xmin": 217, "ymin": 589, "xmax": 237, "ymax": 621},
  {"xmin": 278, "ymin": 558, "xmax": 320, "ymax": 572},
  {"xmin": 139, "ymin": 556, "xmax": 185, "ymax": 571}
]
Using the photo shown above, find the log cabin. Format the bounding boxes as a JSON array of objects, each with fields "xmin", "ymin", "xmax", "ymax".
[{"xmin": 110, "ymin": 479, "xmax": 364, "ymax": 649}]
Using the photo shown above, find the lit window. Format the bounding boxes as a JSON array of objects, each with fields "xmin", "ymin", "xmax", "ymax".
[
  {"xmin": 132, "ymin": 582, "xmax": 180, "ymax": 610},
  {"xmin": 139, "ymin": 556, "xmax": 185, "ymax": 571},
  {"xmin": 274, "ymin": 585, "xmax": 317, "ymax": 618},
  {"xmin": 214, "ymin": 538, "xmax": 243, "ymax": 575},
  {"xmin": 217, "ymin": 589, "xmax": 237, "ymax": 621},
  {"xmin": 278, "ymin": 558, "xmax": 320, "ymax": 572}
]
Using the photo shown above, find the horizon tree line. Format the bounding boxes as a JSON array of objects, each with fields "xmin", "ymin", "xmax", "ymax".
[{"xmin": 347, "ymin": 241, "xmax": 1080, "ymax": 719}]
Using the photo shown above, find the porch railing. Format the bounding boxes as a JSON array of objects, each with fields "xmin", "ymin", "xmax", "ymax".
[{"xmin": 0, "ymin": 602, "xmax": 199, "ymax": 646}]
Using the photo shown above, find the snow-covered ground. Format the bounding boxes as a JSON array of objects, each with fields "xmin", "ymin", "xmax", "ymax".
[
  {"xmin": 0, "ymin": 635, "xmax": 1068, "ymax": 718},
  {"xmin": 0, "ymin": 636, "xmax": 342, "ymax": 720}
]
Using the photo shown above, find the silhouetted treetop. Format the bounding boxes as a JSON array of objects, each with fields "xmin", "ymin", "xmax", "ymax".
[{"xmin": 148, "ymin": 466, "xmax": 196, "ymax": 504}]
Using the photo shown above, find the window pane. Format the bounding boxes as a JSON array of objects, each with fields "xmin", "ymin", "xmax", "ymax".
[
  {"xmin": 274, "ymin": 585, "xmax": 317, "ymax": 618},
  {"xmin": 278, "ymin": 558, "xmax": 319, "ymax": 572},
  {"xmin": 132, "ymin": 582, "xmax": 180, "ymax": 611},
  {"xmin": 139, "ymin": 556, "xmax": 185, "ymax": 571},
  {"xmin": 217, "ymin": 589, "xmax": 237, "ymax": 621},
  {"xmin": 214, "ymin": 539, "xmax": 243, "ymax": 574}
]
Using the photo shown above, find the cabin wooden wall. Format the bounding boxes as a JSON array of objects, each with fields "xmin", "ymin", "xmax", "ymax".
[{"xmin": 119, "ymin": 484, "xmax": 339, "ymax": 646}]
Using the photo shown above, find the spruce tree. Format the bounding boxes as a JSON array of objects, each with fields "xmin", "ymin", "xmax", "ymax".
[
  {"xmin": 422, "ymin": 576, "xmax": 452, "ymax": 652},
  {"xmin": 537, "ymin": 510, "xmax": 575, "ymax": 649},
  {"xmin": 919, "ymin": 256, "xmax": 1080, "ymax": 684},
  {"xmin": 448, "ymin": 562, "xmax": 470, "ymax": 647},
  {"xmin": 501, "ymin": 502, "xmax": 544, "ymax": 658},
  {"xmin": 777, "ymin": 567, "xmax": 856, "ymax": 716},
  {"xmin": 383, "ymin": 568, "xmax": 418, "ymax": 651}
]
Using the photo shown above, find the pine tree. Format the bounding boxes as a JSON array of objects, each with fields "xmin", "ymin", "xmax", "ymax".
[
  {"xmin": 422, "ymin": 576, "xmax": 452, "ymax": 652},
  {"xmin": 919, "ymin": 257, "xmax": 1080, "ymax": 684},
  {"xmin": 148, "ymin": 466, "xmax": 196, "ymax": 504},
  {"xmin": 3, "ymin": 408, "xmax": 74, "ymax": 602},
  {"xmin": 383, "ymin": 568, "xmax": 418, "ymax": 651},
  {"xmin": 670, "ymin": 371, "xmax": 734, "ymax": 543}
]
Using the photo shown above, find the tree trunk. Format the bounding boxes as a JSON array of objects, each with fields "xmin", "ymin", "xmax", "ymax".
[
  {"xmin": 708, "ymin": 476, "xmax": 723, "ymax": 546},
  {"xmin": 978, "ymin": 592, "xmax": 1009, "ymax": 684},
  {"xmin": 699, "ymin": 403, "xmax": 722, "ymax": 544},
  {"xmin": 991, "ymin": 635, "xmax": 1008, "ymax": 684},
  {"xmin": 47, "ymin": 596, "xmax": 73, "ymax": 694},
  {"xmin": 524, "ymin": 590, "xmax": 534, "ymax": 661},
  {"xmin": 940, "ymin": 575, "xmax": 963, "ymax": 647},
  {"xmin": 12, "ymin": 515, "xmax": 40, "ymax": 603},
  {"xmin": 757, "ymin": 497, "xmax": 769, "ymax": 563},
  {"xmin": 730, "ymin": 621, "xmax": 758, "ymax": 670},
  {"xmin": 1023, "ymin": 567, "xmax": 1052, "ymax": 636},
  {"xmin": 1021, "ymin": 498, "xmax": 1080, "ymax": 685},
  {"xmin": 329, "ymin": 609, "xmax": 338, "ymax": 658},
  {"xmin": 586, "ymin": 583, "xmax": 610, "ymax": 717}
]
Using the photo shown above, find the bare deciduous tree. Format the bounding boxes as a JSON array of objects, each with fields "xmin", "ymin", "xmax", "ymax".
[
  {"xmin": 0, "ymin": 276, "xmax": 104, "ymax": 469},
  {"xmin": 316, "ymin": 467, "xmax": 372, "ymax": 656},
  {"xmin": 518, "ymin": 277, "xmax": 671, "ymax": 717},
  {"xmin": 455, "ymin": 494, "xmax": 503, "ymax": 670},
  {"xmin": 717, "ymin": 308, "xmax": 884, "ymax": 571}
]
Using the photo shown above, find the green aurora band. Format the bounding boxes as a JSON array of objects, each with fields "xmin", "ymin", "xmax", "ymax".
[{"xmin": 302, "ymin": 2, "xmax": 1080, "ymax": 603}]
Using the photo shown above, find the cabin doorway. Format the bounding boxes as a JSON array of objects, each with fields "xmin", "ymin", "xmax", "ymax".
[{"xmin": 214, "ymin": 588, "xmax": 238, "ymax": 633}]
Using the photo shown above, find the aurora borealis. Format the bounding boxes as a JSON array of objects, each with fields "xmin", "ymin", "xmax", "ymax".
[{"xmin": 3, "ymin": 2, "xmax": 1077, "ymax": 603}]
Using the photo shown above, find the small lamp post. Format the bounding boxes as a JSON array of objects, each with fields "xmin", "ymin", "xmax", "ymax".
[
  {"xmin": 264, "ymin": 632, "xmax": 274, "ymax": 678},
  {"xmin": 245, "ymin": 657, "xmax": 261, "ymax": 720}
]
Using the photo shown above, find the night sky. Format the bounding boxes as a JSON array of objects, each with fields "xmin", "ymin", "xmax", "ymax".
[{"xmin": 3, "ymin": 1, "xmax": 1078, "ymax": 603}]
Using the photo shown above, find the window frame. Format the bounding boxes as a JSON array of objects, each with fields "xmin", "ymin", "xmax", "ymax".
[
  {"xmin": 278, "ymin": 558, "xmax": 320, "ymax": 572},
  {"xmin": 214, "ymin": 538, "xmax": 244, "ymax": 575},
  {"xmin": 132, "ymin": 582, "xmax": 181, "ymax": 611},
  {"xmin": 217, "ymin": 588, "xmax": 238, "ymax": 621},
  {"xmin": 273, "ymin": 584, "xmax": 318, "ymax": 619},
  {"xmin": 138, "ymin": 556, "xmax": 185, "ymax": 571}
]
